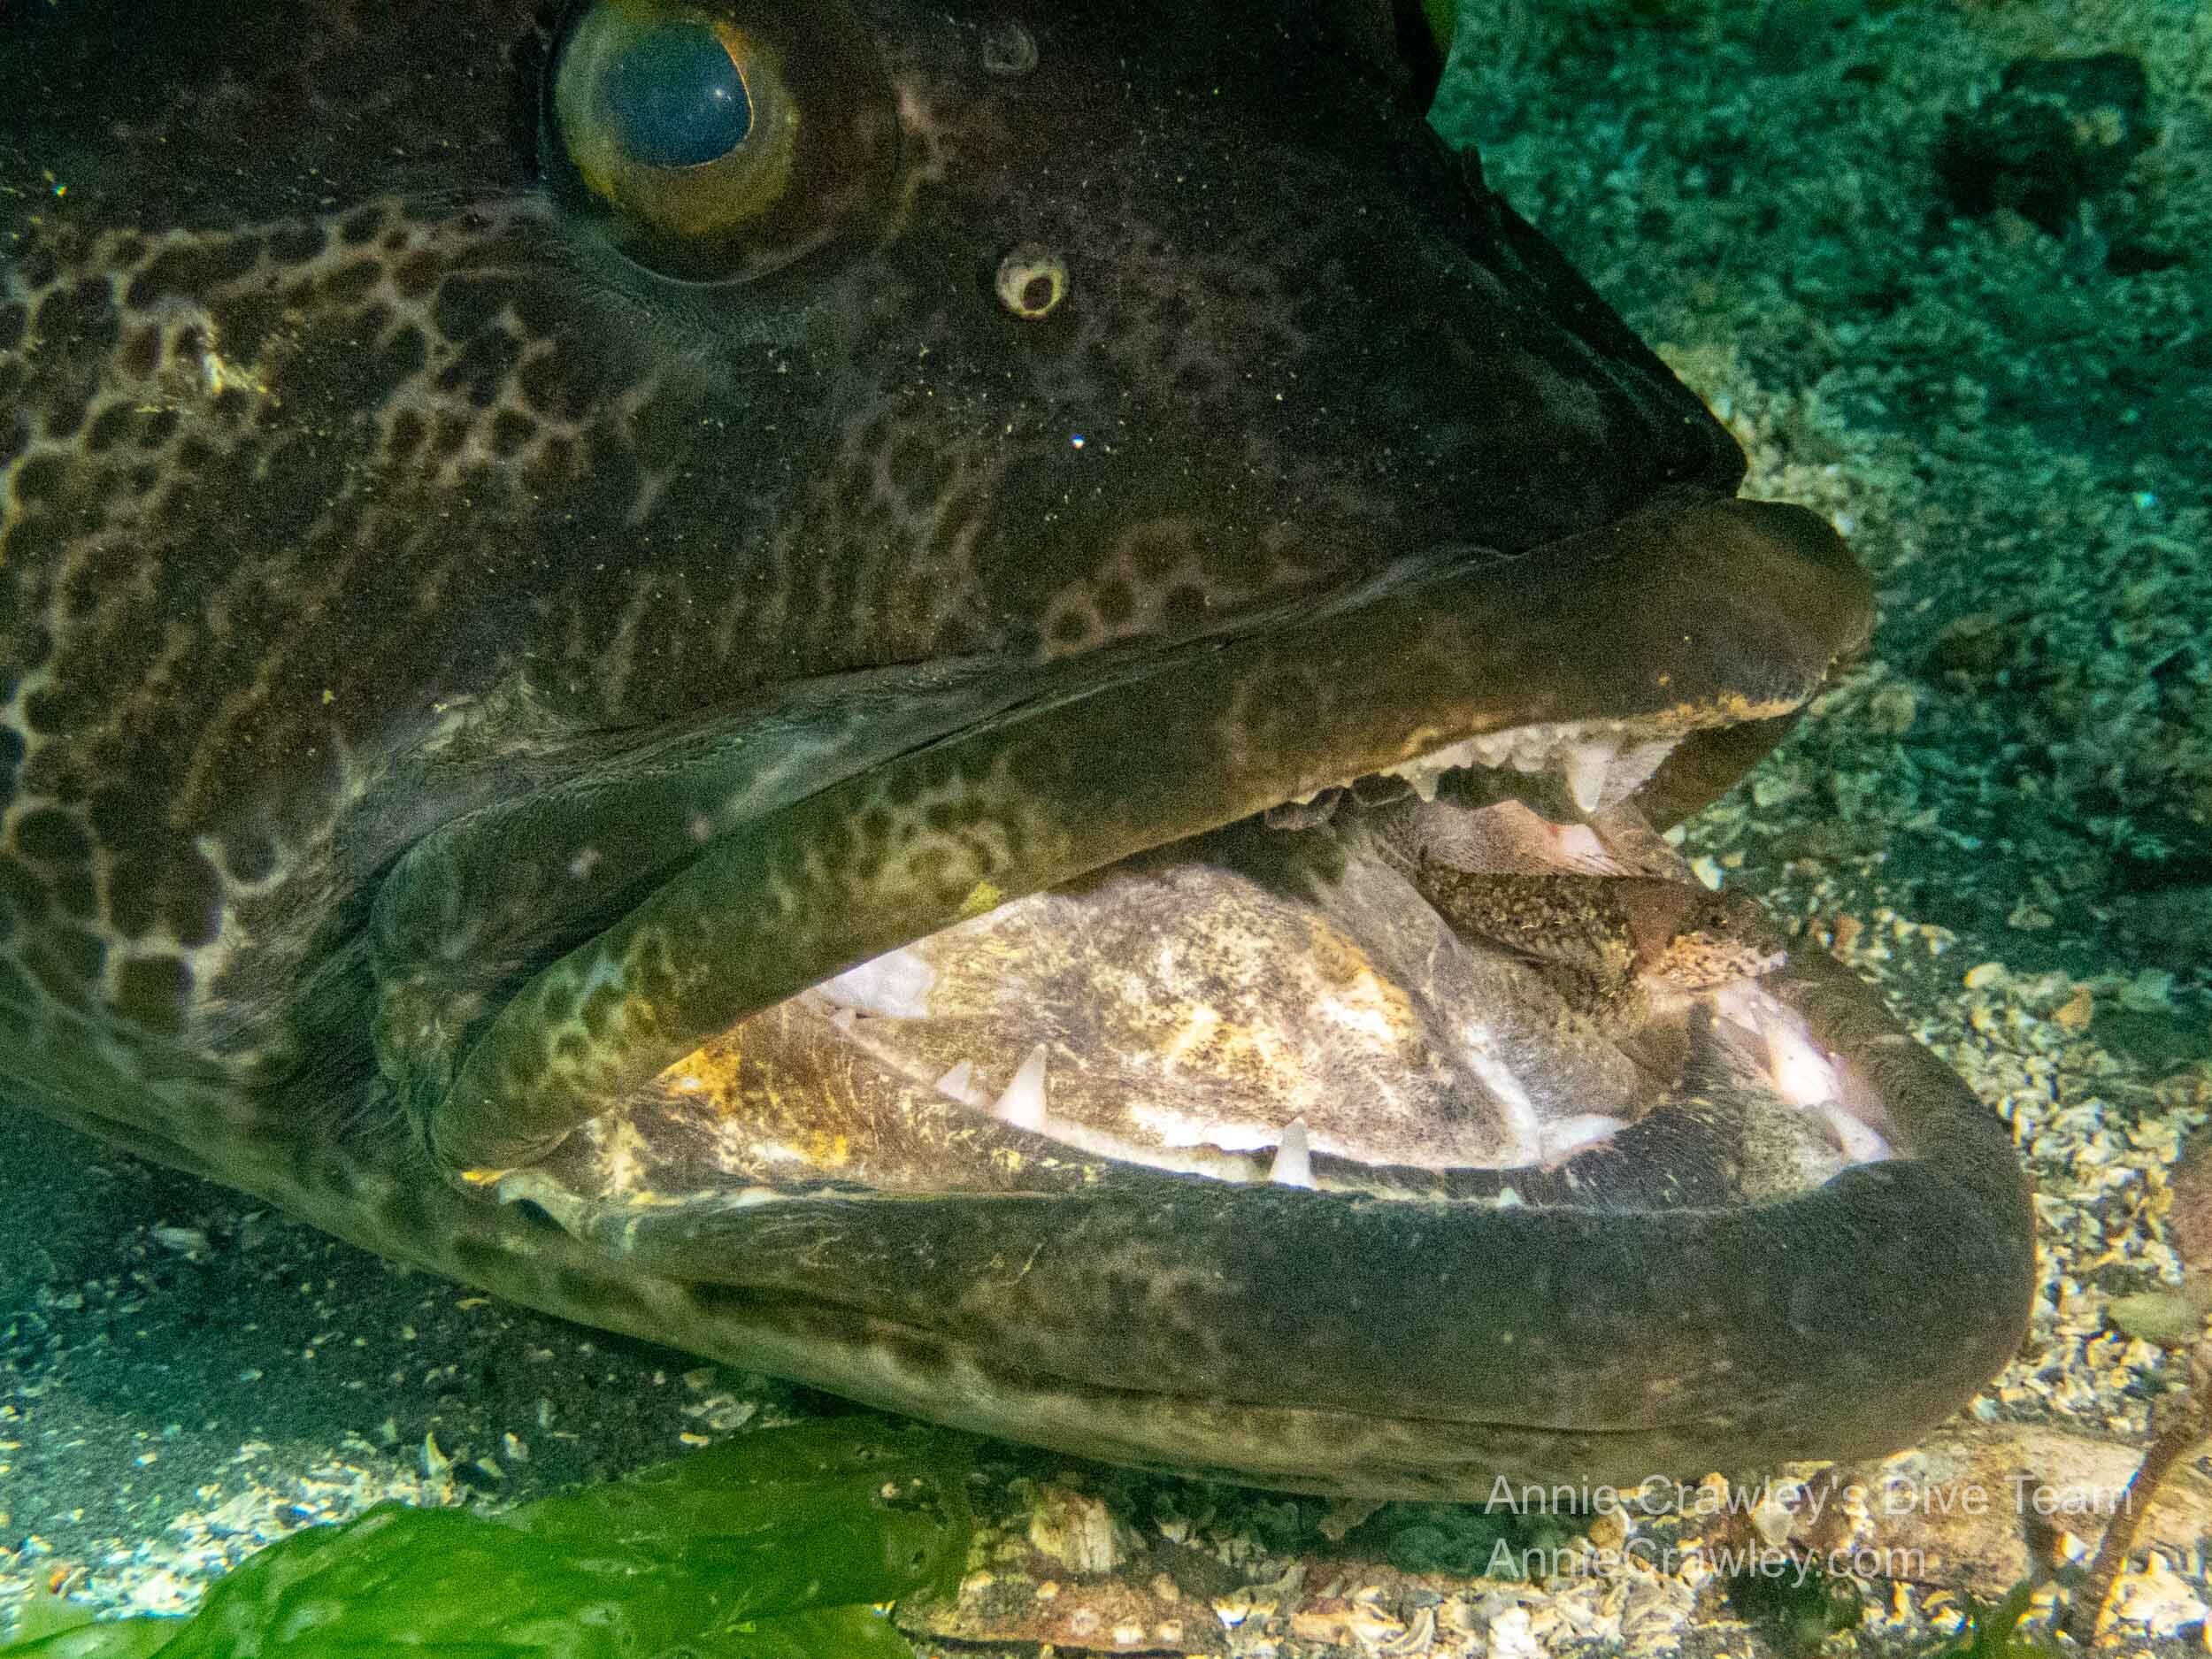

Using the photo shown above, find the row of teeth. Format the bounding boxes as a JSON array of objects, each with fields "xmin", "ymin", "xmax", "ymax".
[
  {"xmin": 821, "ymin": 1002, "xmax": 1322, "ymax": 1187},
  {"xmin": 821, "ymin": 971, "xmax": 1899, "ymax": 1190},
  {"xmin": 916, "ymin": 1035, "xmax": 1310, "ymax": 1186},
  {"xmin": 932, "ymin": 1011, "xmax": 1897, "ymax": 1181},
  {"xmin": 1379, "ymin": 722, "xmax": 1681, "ymax": 813}
]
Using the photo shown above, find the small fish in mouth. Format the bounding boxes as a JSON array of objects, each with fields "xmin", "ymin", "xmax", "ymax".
[{"xmin": 0, "ymin": 0, "xmax": 2032, "ymax": 1496}]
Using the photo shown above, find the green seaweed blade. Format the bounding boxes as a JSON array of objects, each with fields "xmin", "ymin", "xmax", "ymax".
[
  {"xmin": 0, "ymin": 1623, "xmax": 179, "ymax": 1659},
  {"xmin": 2, "ymin": 1418, "xmax": 974, "ymax": 1659}
]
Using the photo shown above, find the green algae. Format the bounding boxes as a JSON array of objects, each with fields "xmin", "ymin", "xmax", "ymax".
[
  {"xmin": 0, "ymin": 1622, "xmax": 176, "ymax": 1659},
  {"xmin": 0, "ymin": 1418, "xmax": 973, "ymax": 1659}
]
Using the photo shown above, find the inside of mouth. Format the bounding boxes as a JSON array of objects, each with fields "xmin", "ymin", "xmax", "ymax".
[{"xmin": 515, "ymin": 719, "xmax": 1902, "ymax": 1216}]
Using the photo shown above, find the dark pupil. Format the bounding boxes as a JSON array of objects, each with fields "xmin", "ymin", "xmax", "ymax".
[{"xmin": 604, "ymin": 21, "xmax": 752, "ymax": 169}]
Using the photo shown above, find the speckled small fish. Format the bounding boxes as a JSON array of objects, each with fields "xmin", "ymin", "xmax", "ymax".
[{"xmin": 0, "ymin": 0, "xmax": 2033, "ymax": 1495}]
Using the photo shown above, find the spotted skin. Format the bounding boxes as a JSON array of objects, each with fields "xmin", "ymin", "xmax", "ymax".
[
  {"xmin": 1411, "ymin": 864, "xmax": 1786, "ymax": 1033},
  {"xmin": 0, "ymin": 0, "xmax": 2034, "ymax": 1494}
]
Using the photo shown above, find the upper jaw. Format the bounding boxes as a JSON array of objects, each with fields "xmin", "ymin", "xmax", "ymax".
[
  {"xmin": 396, "ymin": 482, "xmax": 1872, "ymax": 1179},
  {"xmin": 475, "ymin": 475, "xmax": 1886, "ymax": 1210}
]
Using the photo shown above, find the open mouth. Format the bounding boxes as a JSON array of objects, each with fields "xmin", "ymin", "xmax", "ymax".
[
  {"xmin": 516, "ymin": 767, "xmax": 1895, "ymax": 1215},
  {"xmin": 409, "ymin": 484, "xmax": 1879, "ymax": 1204},
  {"xmin": 372, "ymin": 486, "xmax": 2031, "ymax": 1494},
  {"xmin": 403, "ymin": 485, "xmax": 1880, "ymax": 1177}
]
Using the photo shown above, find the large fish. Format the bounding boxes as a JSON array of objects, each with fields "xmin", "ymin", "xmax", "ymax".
[{"xmin": 0, "ymin": 0, "xmax": 2032, "ymax": 1495}]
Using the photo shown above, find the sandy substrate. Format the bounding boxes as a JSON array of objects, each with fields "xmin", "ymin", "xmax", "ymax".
[{"xmin": 4, "ymin": 0, "xmax": 2209, "ymax": 1654}]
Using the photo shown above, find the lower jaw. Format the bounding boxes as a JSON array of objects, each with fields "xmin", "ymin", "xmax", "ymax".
[
  {"xmin": 479, "ymin": 934, "xmax": 2032, "ymax": 1497},
  {"xmin": 457, "ymin": 752, "xmax": 2032, "ymax": 1494}
]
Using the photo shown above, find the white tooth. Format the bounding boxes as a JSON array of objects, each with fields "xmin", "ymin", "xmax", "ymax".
[
  {"xmin": 819, "ymin": 947, "xmax": 937, "ymax": 1018},
  {"xmin": 1268, "ymin": 1118, "xmax": 1314, "ymax": 1188},
  {"xmin": 1713, "ymin": 984, "xmax": 1845, "ymax": 1109},
  {"xmin": 1563, "ymin": 739, "xmax": 1616, "ymax": 815},
  {"xmin": 934, "ymin": 1059, "xmax": 980, "ymax": 1105},
  {"xmin": 1461, "ymin": 1039, "xmax": 1543, "ymax": 1165},
  {"xmin": 1376, "ymin": 735, "xmax": 1485, "ymax": 802},
  {"xmin": 1711, "ymin": 979, "xmax": 1769, "ymax": 1033},
  {"xmin": 992, "ymin": 1045, "xmax": 1049, "ymax": 1132}
]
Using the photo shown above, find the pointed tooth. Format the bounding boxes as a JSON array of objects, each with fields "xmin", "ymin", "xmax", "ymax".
[
  {"xmin": 1563, "ymin": 738, "xmax": 1616, "ymax": 815},
  {"xmin": 934, "ymin": 1059, "xmax": 979, "ymax": 1105},
  {"xmin": 992, "ymin": 1045, "xmax": 1049, "ymax": 1131},
  {"xmin": 1268, "ymin": 1118, "xmax": 1314, "ymax": 1188}
]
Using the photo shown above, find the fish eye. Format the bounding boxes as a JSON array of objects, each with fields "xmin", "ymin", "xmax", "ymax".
[
  {"xmin": 553, "ymin": 4, "xmax": 795, "ymax": 235},
  {"xmin": 595, "ymin": 17, "xmax": 757, "ymax": 168},
  {"xmin": 544, "ymin": 0, "xmax": 898, "ymax": 282}
]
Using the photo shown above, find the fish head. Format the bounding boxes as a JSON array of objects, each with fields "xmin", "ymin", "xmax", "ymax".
[{"xmin": 0, "ymin": 0, "xmax": 2031, "ymax": 1494}]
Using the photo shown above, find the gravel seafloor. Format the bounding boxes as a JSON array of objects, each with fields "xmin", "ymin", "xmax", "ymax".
[{"xmin": 4, "ymin": 0, "xmax": 2210, "ymax": 1653}]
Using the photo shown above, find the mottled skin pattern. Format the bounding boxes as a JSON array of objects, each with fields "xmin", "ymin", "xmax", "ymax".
[
  {"xmin": 1412, "ymin": 864, "xmax": 1786, "ymax": 1033},
  {"xmin": 1, "ymin": 0, "xmax": 1733, "ymax": 1134},
  {"xmin": 0, "ymin": 0, "xmax": 2036, "ymax": 1493}
]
